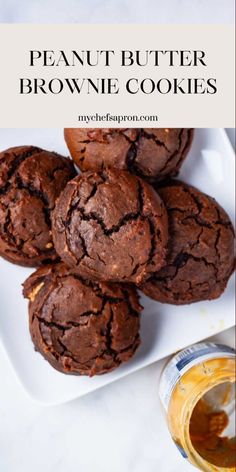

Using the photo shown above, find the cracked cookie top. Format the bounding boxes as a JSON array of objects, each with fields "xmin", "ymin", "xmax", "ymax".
[
  {"xmin": 64, "ymin": 128, "xmax": 194, "ymax": 181},
  {"xmin": 23, "ymin": 263, "xmax": 141, "ymax": 376},
  {"xmin": 141, "ymin": 181, "xmax": 235, "ymax": 304},
  {"xmin": 0, "ymin": 146, "xmax": 76, "ymax": 267},
  {"xmin": 52, "ymin": 169, "xmax": 168, "ymax": 284}
]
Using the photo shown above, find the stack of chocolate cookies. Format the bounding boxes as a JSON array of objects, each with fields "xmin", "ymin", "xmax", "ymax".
[{"xmin": 0, "ymin": 129, "xmax": 234, "ymax": 377}]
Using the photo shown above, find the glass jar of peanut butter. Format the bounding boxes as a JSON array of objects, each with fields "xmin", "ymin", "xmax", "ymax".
[{"xmin": 159, "ymin": 342, "xmax": 236, "ymax": 471}]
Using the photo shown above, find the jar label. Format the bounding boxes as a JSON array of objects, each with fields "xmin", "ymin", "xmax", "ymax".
[
  {"xmin": 159, "ymin": 342, "xmax": 235, "ymax": 411},
  {"xmin": 174, "ymin": 441, "xmax": 188, "ymax": 459}
]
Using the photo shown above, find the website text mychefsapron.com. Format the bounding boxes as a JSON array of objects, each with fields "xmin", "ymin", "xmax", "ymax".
[{"xmin": 77, "ymin": 113, "xmax": 159, "ymax": 124}]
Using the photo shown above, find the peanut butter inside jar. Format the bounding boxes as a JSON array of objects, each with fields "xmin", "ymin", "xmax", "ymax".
[
  {"xmin": 159, "ymin": 343, "xmax": 236, "ymax": 472},
  {"xmin": 189, "ymin": 381, "xmax": 236, "ymax": 469}
]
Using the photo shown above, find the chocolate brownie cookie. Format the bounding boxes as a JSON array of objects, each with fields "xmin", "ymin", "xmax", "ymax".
[
  {"xmin": 23, "ymin": 263, "xmax": 141, "ymax": 376},
  {"xmin": 141, "ymin": 181, "xmax": 235, "ymax": 304},
  {"xmin": 0, "ymin": 146, "xmax": 75, "ymax": 266},
  {"xmin": 64, "ymin": 128, "xmax": 194, "ymax": 181},
  {"xmin": 52, "ymin": 169, "xmax": 168, "ymax": 284}
]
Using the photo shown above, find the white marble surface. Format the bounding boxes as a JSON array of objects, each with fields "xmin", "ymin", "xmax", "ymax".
[
  {"xmin": 0, "ymin": 0, "xmax": 234, "ymax": 24},
  {"xmin": 0, "ymin": 2, "xmax": 235, "ymax": 472},
  {"xmin": 0, "ymin": 328, "xmax": 234, "ymax": 472}
]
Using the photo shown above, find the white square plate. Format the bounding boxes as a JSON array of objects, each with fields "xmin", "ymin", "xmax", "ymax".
[{"xmin": 0, "ymin": 128, "xmax": 235, "ymax": 405}]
